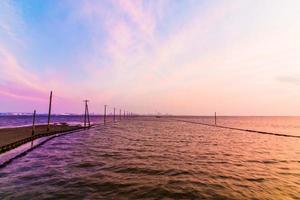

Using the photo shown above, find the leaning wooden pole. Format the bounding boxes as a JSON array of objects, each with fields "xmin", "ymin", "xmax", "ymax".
[
  {"xmin": 47, "ymin": 91, "xmax": 53, "ymax": 132},
  {"xmin": 32, "ymin": 110, "xmax": 36, "ymax": 136}
]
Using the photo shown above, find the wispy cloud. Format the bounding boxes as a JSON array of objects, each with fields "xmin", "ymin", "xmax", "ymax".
[
  {"xmin": 0, "ymin": 1, "xmax": 47, "ymax": 102},
  {"xmin": 0, "ymin": 46, "xmax": 41, "ymax": 91},
  {"xmin": 277, "ymin": 76, "xmax": 300, "ymax": 86}
]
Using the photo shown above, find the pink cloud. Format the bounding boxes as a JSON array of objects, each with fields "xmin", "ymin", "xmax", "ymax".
[
  {"xmin": 0, "ymin": 46, "xmax": 46, "ymax": 94},
  {"xmin": 114, "ymin": 0, "xmax": 156, "ymax": 37}
]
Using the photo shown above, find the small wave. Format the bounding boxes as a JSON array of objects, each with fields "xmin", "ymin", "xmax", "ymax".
[
  {"xmin": 113, "ymin": 166, "xmax": 163, "ymax": 176},
  {"xmin": 74, "ymin": 162, "xmax": 99, "ymax": 168},
  {"xmin": 246, "ymin": 177, "xmax": 265, "ymax": 182},
  {"xmin": 234, "ymin": 183, "xmax": 251, "ymax": 189},
  {"xmin": 278, "ymin": 172, "xmax": 300, "ymax": 177},
  {"xmin": 245, "ymin": 159, "xmax": 280, "ymax": 164},
  {"xmin": 216, "ymin": 175, "xmax": 242, "ymax": 181},
  {"xmin": 163, "ymin": 169, "xmax": 192, "ymax": 176}
]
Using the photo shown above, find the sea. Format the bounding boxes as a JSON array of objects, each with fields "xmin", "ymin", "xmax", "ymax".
[
  {"xmin": 0, "ymin": 116, "xmax": 300, "ymax": 199},
  {"xmin": 0, "ymin": 115, "xmax": 105, "ymax": 128}
]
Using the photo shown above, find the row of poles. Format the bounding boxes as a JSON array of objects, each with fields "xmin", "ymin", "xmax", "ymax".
[
  {"xmin": 32, "ymin": 91, "xmax": 135, "ymax": 135},
  {"xmin": 103, "ymin": 105, "xmax": 133, "ymax": 125},
  {"xmin": 31, "ymin": 91, "xmax": 217, "ymax": 135}
]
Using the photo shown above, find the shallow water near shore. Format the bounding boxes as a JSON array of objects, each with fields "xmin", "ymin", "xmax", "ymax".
[{"xmin": 0, "ymin": 118, "xmax": 300, "ymax": 199}]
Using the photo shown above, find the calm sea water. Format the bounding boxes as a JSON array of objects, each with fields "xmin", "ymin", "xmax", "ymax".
[
  {"xmin": 0, "ymin": 115, "xmax": 116, "ymax": 128},
  {"xmin": 0, "ymin": 117, "xmax": 300, "ymax": 199}
]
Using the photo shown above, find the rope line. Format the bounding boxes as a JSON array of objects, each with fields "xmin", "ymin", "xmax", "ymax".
[{"xmin": 173, "ymin": 119, "xmax": 300, "ymax": 139}]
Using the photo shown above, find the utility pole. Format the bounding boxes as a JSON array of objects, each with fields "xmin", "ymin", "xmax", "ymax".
[
  {"xmin": 47, "ymin": 91, "xmax": 52, "ymax": 132},
  {"xmin": 104, "ymin": 105, "xmax": 107, "ymax": 124},
  {"xmin": 32, "ymin": 110, "xmax": 36, "ymax": 136},
  {"xmin": 87, "ymin": 102, "xmax": 90, "ymax": 127},
  {"xmin": 84, "ymin": 100, "xmax": 90, "ymax": 128},
  {"xmin": 84, "ymin": 102, "xmax": 87, "ymax": 127},
  {"xmin": 215, "ymin": 112, "xmax": 217, "ymax": 125},
  {"xmin": 113, "ymin": 107, "xmax": 116, "ymax": 122}
]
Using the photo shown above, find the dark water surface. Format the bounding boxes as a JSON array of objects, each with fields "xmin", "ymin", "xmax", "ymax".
[{"xmin": 0, "ymin": 118, "xmax": 300, "ymax": 199}]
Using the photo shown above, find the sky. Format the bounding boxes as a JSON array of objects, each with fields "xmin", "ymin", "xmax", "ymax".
[{"xmin": 0, "ymin": 0, "xmax": 300, "ymax": 115}]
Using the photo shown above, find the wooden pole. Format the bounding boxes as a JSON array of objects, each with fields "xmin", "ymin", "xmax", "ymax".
[
  {"xmin": 47, "ymin": 91, "xmax": 52, "ymax": 132},
  {"xmin": 215, "ymin": 112, "xmax": 217, "ymax": 125},
  {"xmin": 86, "ymin": 101, "xmax": 90, "ymax": 127},
  {"xmin": 119, "ymin": 109, "xmax": 121, "ymax": 120},
  {"xmin": 113, "ymin": 107, "xmax": 116, "ymax": 122},
  {"xmin": 32, "ymin": 110, "xmax": 36, "ymax": 136},
  {"xmin": 124, "ymin": 111, "xmax": 125, "ymax": 119},
  {"xmin": 84, "ymin": 100, "xmax": 90, "ymax": 128},
  {"xmin": 84, "ymin": 101, "xmax": 87, "ymax": 128},
  {"xmin": 104, "ymin": 105, "xmax": 107, "ymax": 124}
]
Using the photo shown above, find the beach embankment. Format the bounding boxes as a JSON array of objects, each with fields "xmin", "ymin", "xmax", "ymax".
[{"xmin": 0, "ymin": 124, "xmax": 83, "ymax": 154}]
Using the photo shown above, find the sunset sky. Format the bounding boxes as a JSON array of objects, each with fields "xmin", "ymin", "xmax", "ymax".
[{"xmin": 0, "ymin": 0, "xmax": 300, "ymax": 115}]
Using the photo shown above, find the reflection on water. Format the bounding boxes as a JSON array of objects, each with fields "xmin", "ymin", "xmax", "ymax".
[{"xmin": 0, "ymin": 118, "xmax": 300, "ymax": 199}]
